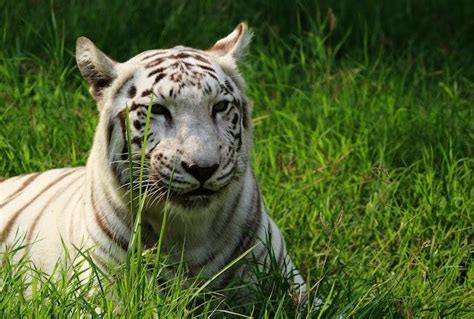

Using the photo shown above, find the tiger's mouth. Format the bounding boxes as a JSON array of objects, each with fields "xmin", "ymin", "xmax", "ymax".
[
  {"xmin": 170, "ymin": 186, "xmax": 217, "ymax": 207},
  {"xmin": 183, "ymin": 187, "xmax": 217, "ymax": 197},
  {"xmin": 149, "ymin": 169, "xmax": 233, "ymax": 207}
]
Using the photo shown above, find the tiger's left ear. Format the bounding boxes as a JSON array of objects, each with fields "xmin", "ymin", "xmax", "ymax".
[
  {"xmin": 208, "ymin": 22, "xmax": 252, "ymax": 64},
  {"xmin": 76, "ymin": 37, "xmax": 118, "ymax": 102}
]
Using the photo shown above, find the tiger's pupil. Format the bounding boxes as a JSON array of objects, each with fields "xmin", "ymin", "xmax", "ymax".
[
  {"xmin": 150, "ymin": 104, "xmax": 172, "ymax": 121},
  {"xmin": 212, "ymin": 101, "xmax": 229, "ymax": 117}
]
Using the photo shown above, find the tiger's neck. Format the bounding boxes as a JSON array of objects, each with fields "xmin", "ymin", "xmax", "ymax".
[{"xmin": 84, "ymin": 118, "xmax": 134, "ymax": 245}]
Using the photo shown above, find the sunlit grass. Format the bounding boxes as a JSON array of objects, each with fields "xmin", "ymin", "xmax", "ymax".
[{"xmin": 1, "ymin": 1, "xmax": 473, "ymax": 317}]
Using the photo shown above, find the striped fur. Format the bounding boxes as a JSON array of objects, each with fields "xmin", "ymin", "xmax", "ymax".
[{"xmin": 0, "ymin": 23, "xmax": 307, "ymax": 302}]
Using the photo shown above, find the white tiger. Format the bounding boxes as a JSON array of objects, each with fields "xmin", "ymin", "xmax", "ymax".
[{"xmin": 0, "ymin": 23, "xmax": 308, "ymax": 303}]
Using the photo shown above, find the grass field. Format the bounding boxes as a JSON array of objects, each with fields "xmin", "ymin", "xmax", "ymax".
[{"xmin": 1, "ymin": 0, "xmax": 473, "ymax": 317}]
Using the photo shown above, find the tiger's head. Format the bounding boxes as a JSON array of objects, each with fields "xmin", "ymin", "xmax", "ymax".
[{"xmin": 76, "ymin": 23, "xmax": 253, "ymax": 208}]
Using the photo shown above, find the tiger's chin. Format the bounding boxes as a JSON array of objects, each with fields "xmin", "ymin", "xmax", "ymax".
[
  {"xmin": 168, "ymin": 182, "xmax": 234, "ymax": 209},
  {"xmin": 170, "ymin": 187, "xmax": 217, "ymax": 208},
  {"xmin": 146, "ymin": 174, "xmax": 235, "ymax": 209}
]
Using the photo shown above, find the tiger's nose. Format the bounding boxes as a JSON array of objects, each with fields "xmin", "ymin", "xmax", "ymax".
[{"xmin": 181, "ymin": 161, "xmax": 219, "ymax": 184}]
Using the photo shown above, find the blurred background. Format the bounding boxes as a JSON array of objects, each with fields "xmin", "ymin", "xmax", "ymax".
[{"xmin": 2, "ymin": 0, "xmax": 473, "ymax": 67}]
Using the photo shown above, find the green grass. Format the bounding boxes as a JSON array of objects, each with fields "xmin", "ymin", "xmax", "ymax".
[{"xmin": 1, "ymin": 0, "xmax": 473, "ymax": 317}]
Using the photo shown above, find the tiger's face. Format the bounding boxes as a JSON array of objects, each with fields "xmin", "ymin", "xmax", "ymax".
[
  {"xmin": 77, "ymin": 23, "xmax": 252, "ymax": 207},
  {"xmin": 114, "ymin": 49, "xmax": 250, "ymax": 205}
]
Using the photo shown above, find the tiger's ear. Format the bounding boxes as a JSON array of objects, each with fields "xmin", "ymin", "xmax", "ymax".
[
  {"xmin": 208, "ymin": 22, "xmax": 252, "ymax": 63},
  {"xmin": 76, "ymin": 37, "xmax": 117, "ymax": 101}
]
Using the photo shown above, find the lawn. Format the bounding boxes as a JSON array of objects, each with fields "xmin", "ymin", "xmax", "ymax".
[{"xmin": 0, "ymin": 0, "xmax": 473, "ymax": 317}]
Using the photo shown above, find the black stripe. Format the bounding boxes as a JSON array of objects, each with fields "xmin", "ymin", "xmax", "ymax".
[
  {"xmin": 86, "ymin": 224, "xmax": 121, "ymax": 264},
  {"xmin": 130, "ymin": 102, "xmax": 145, "ymax": 111},
  {"xmin": 241, "ymin": 101, "xmax": 249, "ymax": 128},
  {"xmin": 141, "ymin": 89, "xmax": 153, "ymax": 97},
  {"xmin": 155, "ymin": 73, "xmax": 166, "ymax": 84},
  {"xmin": 216, "ymin": 166, "xmax": 235, "ymax": 181},
  {"xmin": 91, "ymin": 182, "xmax": 129, "ymax": 251},
  {"xmin": 140, "ymin": 51, "xmax": 166, "ymax": 62},
  {"xmin": 69, "ymin": 187, "xmax": 84, "ymax": 242},
  {"xmin": 148, "ymin": 67, "xmax": 165, "ymax": 78},
  {"xmin": 145, "ymin": 57, "xmax": 166, "ymax": 69},
  {"xmin": 207, "ymin": 72, "xmax": 219, "ymax": 81},
  {"xmin": 221, "ymin": 157, "xmax": 234, "ymax": 171},
  {"xmin": 189, "ymin": 191, "xmax": 244, "ymax": 275},
  {"xmin": 218, "ymin": 189, "xmax": 262, "ymax": 286},
  {"xmin": 191, "ymin": 54, "xmax": 212, "ymax": 65},
  {"xmin": 102, "ymin": 186, "xmax": 130, "ymax": 228},
  {"xmin": 277, "ymin": 235, "xmax": 286, "ymax": 266},
  {"xmin": 0, "ymin": 169, "xmax": 79, "ymax": 242},
  {"xmin": 26, "ymin": 174, "xmax": 84, "ymax": 244},
  {"xmin": 113, "ymin": 75, "xmax": 134, "ymax": 99},
  {"xmin": 106, "ymin": 119, "xmax": 114, "ymax": 151},
  {"xmin": 90, "ymin": 251, "xmax": 111, "ymax": 270},
  {"xmin": 195, "ymin": 64, "xmax": 217, "ymax": 74},
  {"xmin": 0, "ymin": 172, "xmax": 42, "ymax": 208}
]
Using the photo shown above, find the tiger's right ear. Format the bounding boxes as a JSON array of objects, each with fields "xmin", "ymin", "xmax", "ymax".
[
  {"xmin": 76, "ymin": 37, "xmax": 117, "ymax": 101},
  {"xmin": 208, "ymin": 22, "xmax": 252, "ymax": 70}
]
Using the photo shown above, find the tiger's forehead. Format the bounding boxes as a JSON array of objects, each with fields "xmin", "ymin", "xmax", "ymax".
[
  {"xmin": 121, "ymin": 46, "xmax": 235, "ymax": 102},
  {"xmin": 130, "ymin": 46, "xmax": 221, "ymax": 80},
  {"xmin": 131, "ymin": 46, "xmax": 213, "ymax": 65}
]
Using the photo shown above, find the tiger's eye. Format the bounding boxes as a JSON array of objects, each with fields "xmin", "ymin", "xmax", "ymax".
[
  {"xmin": 150, "ymin": 104, "xmax": 172, "ymax": 121},
  {"xmin": 212, "ymin": 101, "xmax": 229, "ymax": 117}
]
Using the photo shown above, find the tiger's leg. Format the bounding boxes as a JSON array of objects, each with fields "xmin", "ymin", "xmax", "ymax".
[{"xmin": 260, "ymin": 216, "xmax": 323, "ymax": 308}]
